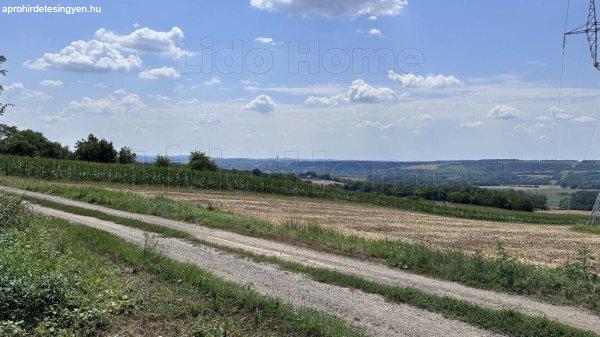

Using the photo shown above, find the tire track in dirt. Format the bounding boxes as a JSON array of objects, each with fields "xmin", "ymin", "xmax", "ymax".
[
  {"xmin": 26, "ymin": 202, "xmax": 502, "ymax": 337},
  {"xmin": 4, "ymin": 185, "xmax": 600, "ymax": 335}
]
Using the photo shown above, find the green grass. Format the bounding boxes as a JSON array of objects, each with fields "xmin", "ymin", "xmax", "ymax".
[
  {"xmin": 0, "ymin": 195, "xmax": 365, "ymax": 337},
  {"xmin": 0, "ymin": 197, "xmax": 132, "ymax": 336},
  {"xmin": 8, "ymin": 176, "xmax": 600, "ymax": 316},
  {"xmin": 270, "ymin": 259, "xmax": 597, "ymax": 337},
  {"xmin": 24, "ymin": 194, "xmax": 599, "ymax": 337},
  {"xmin": 0, "ymin": 155, "xmax": 588, "ymax": 225},
  {"xmin": 571, "ymin": 224, "xmax": 600, "ymax": 235}
]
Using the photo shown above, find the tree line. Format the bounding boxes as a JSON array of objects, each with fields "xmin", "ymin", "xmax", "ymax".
[
  {"xmin": 559, "ymin": 191, "xmax": 598, "ymax": 211},
  {"xmin": 0, "ymin": 124, "xmax": 218, "ymax": 172},
  {"xmin": 342, "ymin": 180, "xmax": 548, "ymax": 212}
]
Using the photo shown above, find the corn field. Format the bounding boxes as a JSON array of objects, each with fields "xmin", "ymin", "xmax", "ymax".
[{"xmin": 0, "ymin": 155, "xmax": 586, "ymax": 225}]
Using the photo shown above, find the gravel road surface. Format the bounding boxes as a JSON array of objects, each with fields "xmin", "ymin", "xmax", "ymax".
[{"xmin": 26, "ymin": 201, "xmax": 502, "ymax": 337}]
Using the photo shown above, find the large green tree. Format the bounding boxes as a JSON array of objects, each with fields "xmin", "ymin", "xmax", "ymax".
[
  {"xmin": 0, "ymin": 124, "xmax": 70, "ymax": 159},
  {"xmin": 154, "ymin": 155, "xmax": 171, "ymax": 167},
  {"xmin": 117, "ymin": 146, "xmax": 136, "ymax": 164},
  {"xmin": 74, "ymin": 134, "xmax": 117, "ymax": 163},
  {"xmin": 0, "ymin": 55, "xmax": 12, "ymax": 116},
  {"xmin": 188, "ymin": 150, "xmax": 218, "ymax": 171}
]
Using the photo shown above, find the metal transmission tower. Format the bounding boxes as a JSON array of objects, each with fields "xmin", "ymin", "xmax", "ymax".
[
  {"xmin": 564, "ymin": 0, "xmax": 600, "ymax": 70},
  {"xmin": 563, "ymin": 0, "xmax": 600, "ymax": 226},
  {"xmin": 590, "ymin": 193, "xmax": 600, "ymax": 226}
]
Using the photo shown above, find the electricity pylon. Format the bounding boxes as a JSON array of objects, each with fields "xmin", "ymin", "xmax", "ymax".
[{"xmin": 563, "ymin": 0, "xmax": 600, "ymax": 225}]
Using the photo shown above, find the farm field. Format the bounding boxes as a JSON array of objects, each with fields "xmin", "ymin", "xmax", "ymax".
[
  {"xmin": 0, "ymin": 155, "xmax": 587, "ymax": 225},
  {"xmin": 129, "ymin": 186, "xmax": 600, "ymax": 267},
  {"xmin": 20, "ymin": 177, "xmax": 598, "ymax": 268},
  {"xmin": 5, "ymin": 176, "xmax": 600, "ymax": 336}
]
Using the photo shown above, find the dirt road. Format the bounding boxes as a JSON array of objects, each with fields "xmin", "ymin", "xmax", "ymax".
[
  {"xmin": 25, "ymin": 202, "xmax": 501, "ymax": 337},
  {"xmin": 127, "ymin": 186, "xmax": 600, "ymax": 268},
  {"xmin": 3, "ymin": 185, "xmax": 600, "ymax": 334}
]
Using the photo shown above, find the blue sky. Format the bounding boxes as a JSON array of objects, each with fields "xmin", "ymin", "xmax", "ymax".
[{"xmin": 1, "ymin": 0, "xmax": 600, "ymax": 160}]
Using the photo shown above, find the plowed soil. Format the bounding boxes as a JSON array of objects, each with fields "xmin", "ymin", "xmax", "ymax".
[{"xmin": 129, "ymin": 187, "xmax": 600, "ymax": 268}]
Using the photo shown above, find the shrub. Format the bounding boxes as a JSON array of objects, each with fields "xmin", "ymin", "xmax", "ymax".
[
  {"xmin": 0, "ymin": 196, "xmax": 29, "ymax": 231},
  {"xmin": 0, "ymin": 209, "xmax": 131, "ymax": 335}
]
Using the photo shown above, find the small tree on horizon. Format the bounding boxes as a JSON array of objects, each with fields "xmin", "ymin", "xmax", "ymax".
[
  {"xmin": 117, "ymin": 146, "xmax": 136, "ymax": 164},
  {"xmin": 154, "ymin": 155, "xmax": 171, "ymax": 167},
  {"xmin": 188, "ymin": 150, "xmax": 218, "ymax": 172},
  {"xmin": 0, "ymin": 55, "xmax": 12, "ymax": 116}
]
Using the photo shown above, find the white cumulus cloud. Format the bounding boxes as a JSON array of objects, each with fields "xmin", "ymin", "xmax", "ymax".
[
  {"xmin": 94, "ymin": 26, "xmax": 186, "ymax": 58},
  {"xmin": 347, "ymin": 79, "xmax": 396, "ymax": 102},
  {"xmin": 254, "ymin": 36, "xmax": 277, "ymax": 45},
  {"xmin": 204, "ymin": 76, "xmax": 221, "ymax": 86},
  {"xmin": 138, "ymin": 66, "xmax": 180, "ymax": 80},
  {"xmin": 514, "ymin": 123, "xmax": 547, "ymax": 135},
  {"xmin": 250, "ymin": 0, "xmax": 407, "ymax": 18},
  {"xmin": 3, "ymin": 82, "xmax": 24, "ymax": 92},
  {"xmin": 24, "ymin": 40, "xmax": 142, "ymax": 72},
  {"xmin": 68, "ymin": 94, "xmax": 144, "ymax": 113},
  {"xmin": 305, "ymin": 79, "xmax": 396, "ymax": 105},
  {"xmin": 488, "ymin": 105, "xmax": 520, "ymax": 120},
  {"xmin": 574, "ymin": 116, "xmax": 597, "ymax": 123},
  {"xmin": 305, "ymin": 95, "xmax": 345, "ymax": 106},
  {"xmin": 39, "ymin": 79, "xmax": 64, "ymax": 87},
  {"xmin": 24, "ymin": 26, "xmax": 189, "ymax": 72},
  {"xmin": 3, "ymin": 82, "xmax": 51, "ymax": 100},
  {"xmin": 368, "ymin": 28, "xmax": 383, "ymax": 38},
  {"xmin": 244, "ymin": 94, "xmax": 276, "ymax": 113},
  {"xmin": 388, "ymin": 71, "xmax": 463, "ymax": 89},
  {"xmin": 460, "ymin": 121, "xmax": 483, "ymax": 128}
]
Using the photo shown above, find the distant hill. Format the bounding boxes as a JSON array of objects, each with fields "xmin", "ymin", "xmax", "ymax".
[{"xmin": 135, "ymin": 157, "xmax": 600, "ymax": 189}]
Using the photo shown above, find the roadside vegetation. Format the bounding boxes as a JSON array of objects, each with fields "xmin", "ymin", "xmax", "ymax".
[
  {"xmin": 0, "ymin": 194, "xmax": 364, "ymax": 337},
  {"xmin": 24, "ymin": 196, "xmax": 598, "ymax": 337},
  {"xmin": 6, "ymin": 177, "xmax": 599, "ymax": 315},
  {"xmin": 0, "ymin": 196, "xmax": 132, "ymax": 336},
  {"xmin": 0, "ymin": 156, "xmax": 587, "ymax": 225}
]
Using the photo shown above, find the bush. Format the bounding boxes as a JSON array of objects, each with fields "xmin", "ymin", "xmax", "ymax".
[
  {"xmin": 0, "ymin": 203, "xmax": 131, "ymax": 335},
  {"xmin": 0, "ymin": 196, "xmax": 29, "ymax": 232}
]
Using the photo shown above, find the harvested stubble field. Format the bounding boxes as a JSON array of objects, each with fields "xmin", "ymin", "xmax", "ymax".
[{"xmin": 127, "ymin": 186, "xmax": 600, "ymax": 268}]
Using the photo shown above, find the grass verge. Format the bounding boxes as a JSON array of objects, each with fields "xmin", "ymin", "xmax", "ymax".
[
  {"xmin": 4, "ymin": 176, "xmax": 600, "ymax": 315},
  {"xmin": 24, "ymin": 195, "xmax": 599, "ymax": 337}
]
